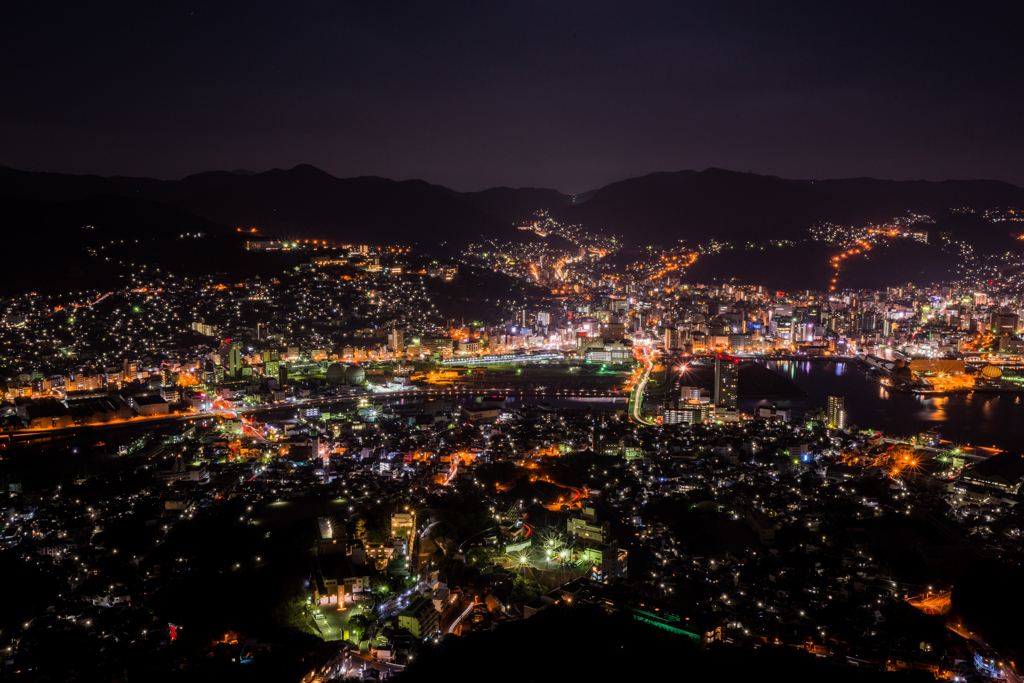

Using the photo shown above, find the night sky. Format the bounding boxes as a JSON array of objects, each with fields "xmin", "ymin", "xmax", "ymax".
[{"xmin": 2, "ymin": 1, "xmax": 1022, "ymax": 192}]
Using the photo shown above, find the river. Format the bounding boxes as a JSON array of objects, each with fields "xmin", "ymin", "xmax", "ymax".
[{"xmin": 746, "ymin": 360, "xmax": 1024, "ymax": 451}]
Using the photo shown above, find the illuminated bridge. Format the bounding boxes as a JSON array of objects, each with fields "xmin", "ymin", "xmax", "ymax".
[{"xmin": 442, "ymin": 352, "xmax": 565, "ymax": 365}]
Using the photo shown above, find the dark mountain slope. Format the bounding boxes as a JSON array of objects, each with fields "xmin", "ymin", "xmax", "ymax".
[
  {"xmin": 457, "ymin": 186, "xmax": 573, "ymax": 224},
  {"xmin": 0, "ymin": 165, "xmax": 533, "ymax": 247},
  {"xmin": 0, "ymin": 195, "xmax": 237, "ymax": 293},
  {"xmin": 173, "ymin": 165, "xmax": 529, "ymax": 246},
  {"xmin": 677, "ymin": 239, "xmax": 961, "ymax": 292},
  {"xmin": 4, "ymin": 164, "xmax": 1023, "ymax": 250},
  {"xmin": 554, "ymin": 168, "xmax": 1024, "ymax": 246}
]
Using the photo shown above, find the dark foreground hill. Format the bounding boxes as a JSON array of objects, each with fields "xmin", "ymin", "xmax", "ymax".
[{"xmin": 401, "ymin": 603, "xmax": 923, "ymax": 683}]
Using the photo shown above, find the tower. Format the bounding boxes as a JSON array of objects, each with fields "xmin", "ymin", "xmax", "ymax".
[
  {"xmin": 827, "ymin": 395, "xmax": 846, "ymax": 430},
  {"xmin": 713, "ymin": 356, "xmax": 738, "ymax": 422},
  {"xmin": 220, "ymin": 340, "xmax": 242, "ymax": 380},
  {"xmin": 388, "ymin": 328, "xmax": 405, "ymax": 354}
]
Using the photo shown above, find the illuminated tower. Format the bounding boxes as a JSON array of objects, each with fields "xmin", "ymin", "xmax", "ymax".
[
  {"xmin": 220, "ymin": 340, "xmax": 242, "ymax": 379},
  {"xmin": 713, "ymin": 356, "xmax": 738, "ymax": 422},
  {"xmin": 827, "ymin": 395, "xmax": 846, "ymax": 430}
]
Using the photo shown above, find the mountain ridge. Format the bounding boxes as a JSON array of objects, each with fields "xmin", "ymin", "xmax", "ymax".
[{"xmin": 3, "ymin": 164, "xmax": 1023, "ymax": 249}]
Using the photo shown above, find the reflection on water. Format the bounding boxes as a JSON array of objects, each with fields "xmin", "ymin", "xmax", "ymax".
[{"xmin": 747, "ymin": 360, "xmax": 1024, "ymax": 451}]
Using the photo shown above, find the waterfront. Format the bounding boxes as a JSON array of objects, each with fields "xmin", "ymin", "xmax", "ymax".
[{"xmin": 750, "ymin": 360, "xmax": 1024, "ymax": 451}]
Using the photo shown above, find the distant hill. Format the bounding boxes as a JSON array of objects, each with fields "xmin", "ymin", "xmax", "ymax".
[
  {"xmin": 456, "ymin": 186, "xmax": 573, "ymax": 225},
  {"xmin": 677, "ymin": 239, "xmax": 962, "ymax": 292},
  {"xmin": 553, "ymin": 168, "xmax": 1024, "ymax": 247},
  {"xmin": 3, "ymin": 164, "xmax": 1023, "ymax": 255},
  {"xmin": 0, "ymin": 195, "xmax": 238, "ymax": 293},
  {"xmin": 0, "ymin": 165, "xmax": 539, "ymax": 248},
  {"xmin": 173, "ymin": 165, "xmax": 538, "ymax": 247}
]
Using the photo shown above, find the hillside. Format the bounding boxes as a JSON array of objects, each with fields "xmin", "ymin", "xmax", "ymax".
[
  {"xmin": 173, "ymin": 165, "xmax": 531, "ymax": 247},
  {"xmin": 0, "ymin": 196, "xmax": 290, "ymax": 294},
  {"xmin": 677, "ymin": 239, "xmax": 962, "ymax": 292},
  {"xmin": 3, "ymin": 164, "xmax": 1023, "ymax": 255},
  {"xmin": 0, "ymin": 165, "xmax": 539, "ymax": 248},
  {"xmin": 457, "ymin": 186, "xmax": 573, "ymax": 224},
  {"xmin": 555, "ymin": 168, "xmax": 1024, "ymax": 247}
]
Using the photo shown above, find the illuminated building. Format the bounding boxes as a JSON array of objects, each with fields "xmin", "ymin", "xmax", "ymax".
[
  {"xmin": 713, "ymin": 356, "xmax": 738, "ymax": 422},
  {"xmin": 191, "ymin": 320, "xmax": 217, "ymax": 337},
  {"xmin": 680, "ymin": 385, "xmax": 701, "ymax": 401},
  {"xmin": 576, "ymin": 539, "xmax": 627, "ymax": 583},
  {"xmin": 827, "ymin": 395, "xmax": 846, "ymax": 430},
  {"xmin": 601, "ymin": 313, "xmax": 626, "ymax": 341},
  {"xmin": 990, "ymin": 309, "xmax": 1019, "ymax": 335},
  {"xmin": 390, "ymin": 512, "xmax": 415, "ymax": 539},
  {"xmin": 388, "ymin": 328, "xmax": 405, "ymax": 353},
  {"xmin": 664, "ymin": 399, "xmax": 711, "ymax": 425},
  {"xmin": 568, "ymin": 509, "xmax": 610, "ymax": 542},
  {"xmin": 756, "ymin": 404, "xmax": 790, "ymax": 422},
  {"xmin": 665, "ymin": 327, "xmax": 686, "ymax": 351},
  {"xmin": 316, "ymin": 517, "xmax": 348, "ymax": 556},
  {"xmin": 220, "ymin": 340, "xmax": 242, "ymax": 379},
  {"xmin": 398, "ymin": 596, "xmax": 439, "ymax": 638}
]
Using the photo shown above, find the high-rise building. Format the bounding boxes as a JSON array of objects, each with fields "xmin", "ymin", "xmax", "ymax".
[
  {"xmin": 388, "ymin": 328, "xmax": 405, "ymax": 354},
  {"xmin": 713, "ymin": 356, "xmax": 738, "ymax": 422},
  {"xmin": 220, "ymin": 340, "xmax": 242, "ymax": 379},
  {"xmin": 122, "ymin": 359, "xmax": 138, "ymax": 380},
  {"xmin": 665, "ymin": 328, "xmax": 686, "ymax": 351},
  {"xmin": 602, "ymin": 314, "xmax": 626, "ymax": 341},
  {"xmin": 664, "ymin": 399, "xmax": 711, "ymax": 425},
  {"xmin": 991, "ymin": 310, "xmax": 1019, "ymax": 336},
  {"xmin": 680, "ymin": 385, "xmax": 701, "ymax": 401},
  {"xmin": 827, "ymin": 395, "xmax": 846, "ymax": 430}
]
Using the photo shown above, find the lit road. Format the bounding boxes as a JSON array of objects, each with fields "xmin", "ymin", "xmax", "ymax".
[
  {"xmin": 447, "ymin": 601, "xmax": 476, "ymax": 634},
  {"xmin": 946, "ymin": 621, "xmax": 1021, "ymax": 683},
  {"xmin": 907, "ymin": 590, "xmax": 951, "ymax": 615},
  {"xmin": 547, "ymin": 482, "xmax": 582, "ymax": 508},
  {"xmin": 629, "ymin": 345, "xmax": 656, "ymax": 426},
  {"xmin": 3, "ymin": 387, "xmax": 628, "ymax": 449}
]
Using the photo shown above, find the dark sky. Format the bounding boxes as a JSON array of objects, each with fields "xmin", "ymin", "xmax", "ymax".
[{"xmin": 2, "ymin": 1, "xmax": 1022, "ymax": 192}]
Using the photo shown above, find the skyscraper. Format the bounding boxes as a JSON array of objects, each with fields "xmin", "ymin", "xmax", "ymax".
[
  {"xmin": 713, "ymin": 356, "xmax": 738, "ymax": 422},
  {"xmin": 220, "ymin": 340, "xmax": 242, "ymax": 380},
  {"xmin": 827, "ymin": 395, "xmax": 846, "ymax": 430},
  {"xmin": 388, "ymin": 328, "xmax": 405, "ymax": 354},
  {"xmin": 665, "ymin": 328, "xmax": 685, "ymax": 351}
]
